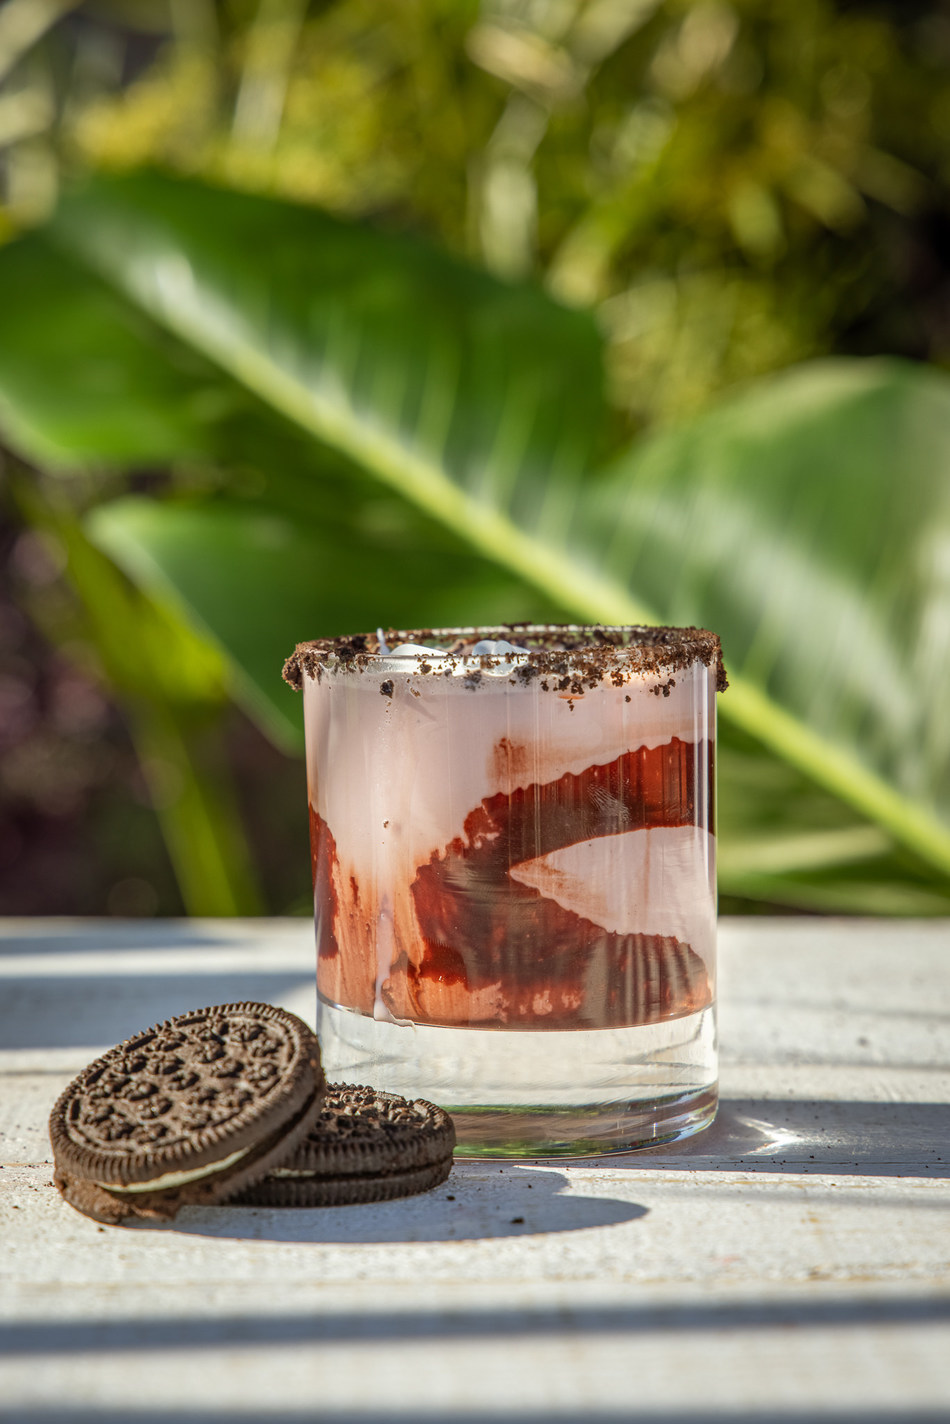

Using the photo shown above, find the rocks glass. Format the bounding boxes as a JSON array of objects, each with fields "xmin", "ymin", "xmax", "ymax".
[{"xmin": 283, "ymin": 625, "xmax": 726, "ymax": 1157}]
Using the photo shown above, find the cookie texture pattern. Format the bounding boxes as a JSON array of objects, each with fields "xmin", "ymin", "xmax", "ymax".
[
  {"xmin": 49, "ymin": 1002, "xmax": 325, "ymax": 1224},
  {"xmin": 237, "ymin": 1083, "xmax": 455, "ymax": 1206}
]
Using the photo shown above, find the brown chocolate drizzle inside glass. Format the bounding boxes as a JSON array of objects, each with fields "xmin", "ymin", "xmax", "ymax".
[{"xmin": 296, "ymin": 624, "xmax": 724, "ymax": 1032}]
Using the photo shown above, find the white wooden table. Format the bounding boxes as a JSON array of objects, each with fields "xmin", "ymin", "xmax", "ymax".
[{"xmin": 1, "ymin": 917, "xmax": 948, "ymax": 1422}]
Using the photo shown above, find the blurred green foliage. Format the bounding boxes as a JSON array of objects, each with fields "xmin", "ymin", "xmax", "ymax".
[
  {"xmin": 7, "ymin": 0, "xmax": 946, "ymax": 425},
  {"xmin": 1, "ymin": 0, "xmax": 949, "ymax": 919}
]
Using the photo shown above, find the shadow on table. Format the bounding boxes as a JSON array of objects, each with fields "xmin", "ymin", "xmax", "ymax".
[
  {"xmin": 6, "ymin": 1293, "xmax": 950, "ymax": 1355},
  {"xmin": 570, "ymin": 1097, "xmax": 950, "ymax": 1179},
  {"xmin": 146, "ymin": 1165, "xmax": 647, "ymax": 1243},
  {"xmin": 0, "ymin": 971, "xmax": 312, "ymax": 1052},
  {"xmin": 5, "ymin": 1299, "xmax": 950, "ymax": 1424},
  {"xmin": 0, "ymin": 923, "xmax": 313, "ymax": 1052}
]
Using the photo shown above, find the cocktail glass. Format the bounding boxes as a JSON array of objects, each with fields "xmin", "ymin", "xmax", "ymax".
[{"xmin": 284, "ymin": 625, "xmax": 726, "ymax": 1157}]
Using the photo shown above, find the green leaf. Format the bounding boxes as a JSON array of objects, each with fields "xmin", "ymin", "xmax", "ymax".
[
  {"xmin": 0, "ymin": 233, "xmax": 225, "ymax": 468},
  {"xmin": 716, "ymin": 729, "xmax": 950, "ymax": 916},
  {"xmin": 87, "ymin": 495, "xmax": 562, "ymax": 751},
  {"xmin": 50, "ymin": 172, "xmax": 620, "ymax": 614},
  {"xmin": 592, "ymin": 359, "xmax": 950, "ymax": 877},
  {"xmin": 34, "ymin": 173, "xmax": 950, "ymax": 890}
]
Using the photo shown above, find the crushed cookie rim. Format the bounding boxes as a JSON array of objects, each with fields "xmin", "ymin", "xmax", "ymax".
[{"xmin": 283, "ymin": 624, "xmax": 728, "ymax": 693}]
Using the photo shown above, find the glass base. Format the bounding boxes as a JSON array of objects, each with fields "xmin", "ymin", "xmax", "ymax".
[
  {"xmin": 316, "ymin": 995, "xmax": 717, "ymax": 1158},
  {"xmin": 447, "ymin": 1087, "xmax": 717, "ymax": 1157}
]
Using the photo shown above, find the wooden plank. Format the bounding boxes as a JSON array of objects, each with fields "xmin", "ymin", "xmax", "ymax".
[{"xmin": 1, "ymin": 917, "xmax": 949, "ymax": 1416}]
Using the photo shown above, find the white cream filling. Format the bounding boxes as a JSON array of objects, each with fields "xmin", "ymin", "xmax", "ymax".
[{"xmin": 96, "ymin": 1143, "xmax": 252, "ymax": 1194}]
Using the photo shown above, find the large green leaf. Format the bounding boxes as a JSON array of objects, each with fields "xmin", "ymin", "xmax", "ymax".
[
  {"xmin": 88, "ymin": 496, "xmax": 561, "ymax": 751},
  {"xmin": 91, "ymin": 493, "xmax": 950, "ymax": 914},
  {"xmin": 0, "ymin": 228, "xmax": 360, "ymax": 511},
  {"xmin": 0, "ymin": 219, "xmax": 565, "ymax": 746},
  {"xmin": 0, "ymin": 234, "xmax": 224, "ymax": 468},
  {"xmin": 716, "ymin": 730, "xmax": 950, "ymax": 916},
  {"xmin": 590, "ymin": 359, "xmax": 950, "ymax": 875},
  {"xmin": 18, "ymin": 172, "xmax": 950, "ymax": 890},
  {"xmin": 51, "ymin": 171, "xmax": 613, "ymax": 610}
]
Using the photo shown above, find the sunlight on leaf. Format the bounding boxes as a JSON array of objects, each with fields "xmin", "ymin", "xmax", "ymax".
[{"xmin": 3, "ymin": 171, "xmax": 947, "ymax": 903}]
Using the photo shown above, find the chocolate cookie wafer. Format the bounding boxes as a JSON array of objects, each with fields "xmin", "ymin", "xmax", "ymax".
[
  {"xmin": 236, "ymin": 1083, "xmax": 455, "ymax": 1206},
  {"xmin": 49, "ymin": 1003, "xmax": 325, "ymax": 1225}
]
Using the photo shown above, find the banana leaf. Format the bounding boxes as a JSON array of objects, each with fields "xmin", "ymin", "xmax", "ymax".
[
  {"xmin": 0, "ymin": 216, "xmax": 566, "ymax": 751},
  {"xmin": 590, "ymin": 358, "xmax": 950, "ymax": 876},
  {"xmin": 2, "ymin": 171, "xmax": 949, "ymax": 912},
  {"xmin": 0, "ymin": 235, "xmax": 223, "ymax": 468},
  {"xmin": 87, "ymin": 495, "xmax": 562, "ymax": 752},
  {"xmin": 48, "ymin": 172, "xmax": 616, "ymax": 611}
]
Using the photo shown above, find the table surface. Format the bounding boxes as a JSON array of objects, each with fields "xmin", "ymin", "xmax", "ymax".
[{"xmin": 1, "ymin": 916, "xmax": 948, "ymax": 1423}]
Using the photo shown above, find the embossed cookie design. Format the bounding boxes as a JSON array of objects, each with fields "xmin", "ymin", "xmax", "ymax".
[
  {"xmin": 237, "ymin": 1083, "xmax": 456, "ymax": 1206},
  {"xmin": 49, "ymin": 1002, "xmax": 325, "ymax": 1224}
]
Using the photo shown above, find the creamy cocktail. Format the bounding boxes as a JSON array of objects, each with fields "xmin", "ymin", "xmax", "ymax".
[{"xmin": 284, "ymin": 625, "xmax": 725, "ymax": 1155}]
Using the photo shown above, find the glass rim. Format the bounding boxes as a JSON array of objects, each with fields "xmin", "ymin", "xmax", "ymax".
[{"xmin": 284, "ymin": 624, "xmax": 727, "ymax": 691}]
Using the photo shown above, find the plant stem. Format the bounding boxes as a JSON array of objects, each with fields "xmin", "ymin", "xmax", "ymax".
[{"xmin": 129, "ymin": 701, "xmax": 263, "ymax": 917}]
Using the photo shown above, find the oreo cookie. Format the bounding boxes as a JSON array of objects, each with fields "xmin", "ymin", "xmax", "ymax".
[
  {"xmin": 236, "ymin": 1083, "xmax": 456, "ymax": 1206},
  {"xmin": 49, "ymin": 1002, "xmax": 325, "ymax": 1225}
]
